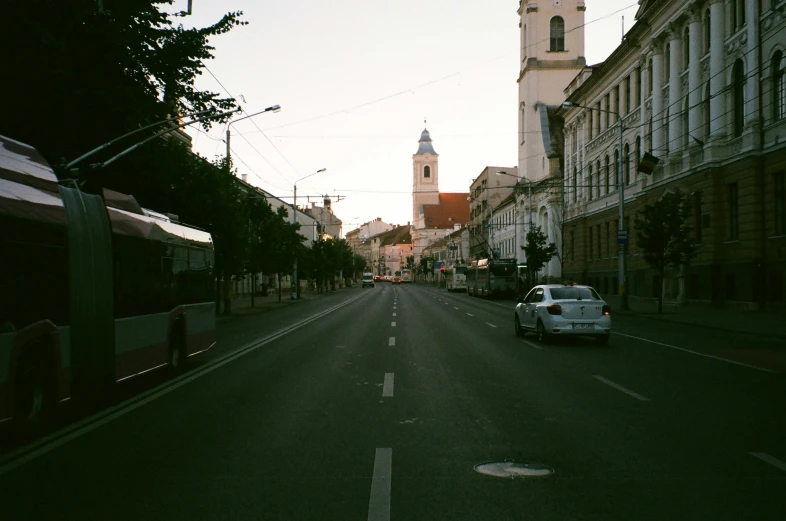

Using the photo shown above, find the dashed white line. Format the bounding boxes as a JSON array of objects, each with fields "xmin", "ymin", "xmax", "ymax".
[
  {"xmin": 485, "ymin": 322, "xmax": 497, "ymax": 328},
  {"xmin": 466, "ymin": 313, "xmax": 474, "ymax": 317},
  {"xmin": 392, "ymin": 313, "xmax": 396, "ymax": 317},
  {"xmin": 382, "ymin": 373, "xmax": 394, "ymax": 397},
  {"xmin": 592, "ymin": 375, "xmax": 650, "ymax": 401},
  {"xmin": 749, "ymin": 452, "xmax": 786, "ymax": 472},
  {"xmin": 613, "ymin": 331, "xmax": 776, "ymax": 373},
  {"xmin": 521, "ymin": 339, "xmax": 543, "ymax": 349},
  {"xmin": 453, "ymin": 307, "xmax": 459, "ymax": 310},
  {"xmin": 367, "ymin": 448, "xmax": 392, "ymax": 521},
  {"xmin": 388, "ymin": 337, "xmax": 395, "ymax": 346},
  {"xmin": 391, "ymin": 322, "xmax": 396, "ymax": 327}
]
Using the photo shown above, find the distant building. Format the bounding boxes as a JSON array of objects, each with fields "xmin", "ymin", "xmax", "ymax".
[
  {"xmin": 469, "ymin": 166, "xmax": 519, "ymax": 260},
  {"xmin": 304, "ymin": 196, "xmax": 342, "ymax": 239},
  {"xmin": 370, "ymin": 225, "xmax": 413, "ymax": 276},
  {"xmin": 490, "ymin": 193, "xmax": 519, "ymax": 262},
  {"xmin": 410, "ymin": 127, "xmax": 470, "ymax": 264}
]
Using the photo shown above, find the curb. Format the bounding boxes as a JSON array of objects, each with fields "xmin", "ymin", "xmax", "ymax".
[{"xmin": 614, "ymin": 308, "xmax": 786, "ymax": 341}]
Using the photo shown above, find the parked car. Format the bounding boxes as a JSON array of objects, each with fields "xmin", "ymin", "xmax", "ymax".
[{"xmin": 513, "ymin": 284, "xmax": 611, "ymax": 345}]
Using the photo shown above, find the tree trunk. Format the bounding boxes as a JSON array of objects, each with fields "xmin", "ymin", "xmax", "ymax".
[
  {"xmin": 251, "ymin": 272, "xmax": 255, "ymax": 308},
  {"xmin": 278, "ymin": 272, "xmax": 282, "ymax": 302},
  {"xmin": 658, "ymin": 267, "xmax": 665, "ymax": 313}
]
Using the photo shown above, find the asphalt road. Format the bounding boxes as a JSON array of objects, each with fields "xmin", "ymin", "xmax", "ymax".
[{"xmin": 1, "ymin": 283, "xmax": 785, "ymax": 520}]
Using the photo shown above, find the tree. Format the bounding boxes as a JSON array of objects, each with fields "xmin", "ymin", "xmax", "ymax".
[
  {"xmin": 634, "ymin": 189, "xmax": 699, "ymax": 313},
  {"xmin": 521, "ymin": 226, "xmax": 558, "ymax": 286},
  {"xmin": 406, "ymin": 256, "xmax": 415, "ymax": 270}
]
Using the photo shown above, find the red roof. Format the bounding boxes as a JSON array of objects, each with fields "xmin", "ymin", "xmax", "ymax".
[{"xmin": 423, "ymin": 193, "xmax": 469, "ymax": 229}]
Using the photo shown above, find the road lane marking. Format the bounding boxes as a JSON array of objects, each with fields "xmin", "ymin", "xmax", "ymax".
[
  {"xmin": 391, "ymin": 322, "xmax": 396, "ymax": 327},
  {"xmin": 367, "ymin": 448, "xmax": 392, "ymax": 521},
  {"xmin": 0, "ymin": 290, "xmax": 371, "ymax": 477},
  {"xmin": 392, "ymin": 313, "xmax": 396, "ymax": 317},
  {"xmin": 613, "ymin": 331, "xmax": 776, "ymax": 373},
  {"xmin": 388, "ymin": 337, "xmax": 396, "ymax": 346},
  {"xmin": 454, "ymin": 307, "xmax": 459, "ymax": 310},
  {"xmin": 592, "ymin": 375, "xmax": 650, "ymax": 401},
  {"xmin": 382, "ymin": 373, "xmax": 394, "ymax": 397},
  {"xmin": 486, "ymin": 322, "xmax": 497, "ymax": 328},
  {"xmin": 749, "ymin": 452, "xmax": 786, "ymax": 472},
  {"xmin": 466, "ymin": 313, "xmax": 474, "ymax": 317},
  {"xmin": 521, "ymin": 339, "xmax": 543, "ymax": 349}
]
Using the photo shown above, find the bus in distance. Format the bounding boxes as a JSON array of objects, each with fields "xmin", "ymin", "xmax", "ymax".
[
  {"xmin": 445, "ymin": 264, "xmax": 467, "ymax": 292},
  {"xmin": 400, "ymin": 268, "xmax": 412, "ymax": 283},
  {"xmin": 466, "ymin": 258, "xmax": 518, "ymax": 298}
]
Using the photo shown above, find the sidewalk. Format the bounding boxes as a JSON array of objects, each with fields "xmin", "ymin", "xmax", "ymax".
[
  {"xmin": 601, "ymin": 294, "xmax": 786, "ymax": 340},
  {"xmin": 217, "ymin": 287, "xmax": 351, "ymax": 320}
]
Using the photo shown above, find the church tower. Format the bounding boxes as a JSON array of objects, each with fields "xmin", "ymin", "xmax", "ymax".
[
  {"xmin": 518, "ymin": 0, "xmax": 585, "ymax": 183},
  {"xmin": 412, "ymin": 127, "xmax": 440, "ymax": 229}
]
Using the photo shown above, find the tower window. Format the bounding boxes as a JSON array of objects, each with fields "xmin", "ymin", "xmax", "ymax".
[
  {"xmin": 550, "ymin": 17, "xmax": 565, "ymax": 52},
  {"xmin": 424, "ymin": 165, "xmax": 431, "ymax": 178}
]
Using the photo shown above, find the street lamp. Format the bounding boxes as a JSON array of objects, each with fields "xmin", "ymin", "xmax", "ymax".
[
  {"xmin": 226, "ymin": 104, "xmax": 282, "ymax": 169},
  {"xmin": 562, "ymin": 100, "xmax": 628, "ymax": 310},
  {"xmin": 292, "ymin": 168, "xmax": 327, "ymax": 299}
]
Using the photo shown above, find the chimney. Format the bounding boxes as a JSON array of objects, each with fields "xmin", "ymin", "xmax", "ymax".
[{"xmin": 241, "ymin": 174, "xmax": 248, "ymax": 182}]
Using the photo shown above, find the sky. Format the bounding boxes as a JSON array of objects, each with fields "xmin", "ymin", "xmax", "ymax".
[{"xmin": 180, "ymin": 0, "xmax": 640, "ymax": 234}]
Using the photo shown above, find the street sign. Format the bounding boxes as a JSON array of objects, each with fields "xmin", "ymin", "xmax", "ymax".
[
  {"xmin": 617, "ymin": 229, "xmax": 628, "ymax": 245},
  {"xmin": 448, "ymin": 245, "xmax": 458, "ymax": 251}
]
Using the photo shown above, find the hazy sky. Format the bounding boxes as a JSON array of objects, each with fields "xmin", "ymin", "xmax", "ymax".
[{"xmin": 181, "ymin": 0, "xmax": 640, "ymax": 233}]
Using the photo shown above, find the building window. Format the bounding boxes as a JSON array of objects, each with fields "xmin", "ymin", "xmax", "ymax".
[
  {"xmin": 520, "ymin": 104, "xmax": 526, "ymax": 143},
  {"xmin": 694, "ymin": 191, "xmax": 703, "ymax": 243},
  {"xmin": 729, "ymin": 182, "xmax": 739, "ymax": 240},
  {"xmin": 588, "ymin": 110, "xmax": 594, "ymax": 140},
  {"xmin": 774, "ymin": 51, "xmax": 785, "ymax": 122},
  {"xmin": 588, "ymin": 226, "xmax": 593, "ymax": 259},
  {"xmin": 683, "ymin": 27, "xmax": 690, "ymax": 69},
  {"xmin": 704, "ymin": 9, "xmax": 711, "ymax": 53},
  {"xmin": 604, "ymin": 155, "xmax": 610, "ymax": 195},
  {"xmin": 775, "ymin": 172, "xmax": 786, "ymax": 235},
  {"xmin": 665, "ymin": 43, "xmax": 670, "ymax": 83},
  {"xmin": 588, "ymin": 164, "xmax": 593, "ymax": 200},
  {"xmin": 550, "ymin": 16, "xmax": 565, "ymax": 52},
  {"xmin": 604, "ymin": 94, "xmax": 610, "ymax": 128},
  {"xmin": 732, "ymin": 0, "xmax": 745, "ymax": 32},
  {"xmin": 732, "ymin": 59, "xmax": 745, "ymax": 137},
  {"xmin": 614, "ymin": 85, "xmax": 620, "ymax": 120},
  {"xmin": 635, "ymin": 67, "xmax": 641, "ymax": 107},
  {"xmin": 596, "ymin": 224, "xmax": 601, "ymax": 258},
  {"xmin": 625, "ymin": 75, "xmax": 631, "ymax": 114},
  {"xmin": 704, "ymin": 83, "xmax": 711, "ymax": 141},
  {"xmin": 573, "ymin": 167, "xmax": 578, "ymax": 203},
  {"xmin": 648, "ymin": 58, "xmax": 653, "ymax": 95},
  {"xmin": 682, "ymin": 97, "xmax": 690, "ymax": 149},
  {"xmin": 570, "ymin": 230, "xmax": 575, "ymax": 262},
  {"xmin": 635, "ymin": 136, "xmax": 641, "ymax": 176},
  {"xmin": 613, "ymin": 150, "xmax": 619, "ymax": 191},
  {"xmin": 424, "ymin": 165, "xmax": 431, "ymax": 178},
  {"xmin": 605, "ymin": 222, "xmax": 610, "ymax": 258},
  {"xmin": 596, "ymin": 160, "xmax": 602, "ymax": 196},
  {"xmin": 624, "ymin": 143, "xmax": 630, "ymax": 185}
]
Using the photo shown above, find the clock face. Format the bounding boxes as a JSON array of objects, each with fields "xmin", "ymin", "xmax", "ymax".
[{"xmin": 553, "ymin": 0, "xmax": 563, "ymax": 7}]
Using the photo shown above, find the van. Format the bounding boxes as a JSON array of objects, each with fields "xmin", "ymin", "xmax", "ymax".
[{"xmin": 362, "ymin": 272, "xmax": 375, "ymax": 288}]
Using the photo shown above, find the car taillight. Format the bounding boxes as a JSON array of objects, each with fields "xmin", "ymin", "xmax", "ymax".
[
  {"xmin": 546, "ymin": 304, "xmax": 562, "ymax": 315},
  {"xmin": 602, "ymin": 305, "xmax": 611, "ymax": 316}
]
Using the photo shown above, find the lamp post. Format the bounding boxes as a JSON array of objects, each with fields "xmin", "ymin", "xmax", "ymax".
[
  {"xmin": 226, "ymin": 104, "xmax": 282, "ymax": 170},
  {"xmin": 292, "ymin": 168, "xmax": 327, "ymax": 299},
  {"xmin": 563, "ymin": 101, "xmax": 628, "ymax": 310}
]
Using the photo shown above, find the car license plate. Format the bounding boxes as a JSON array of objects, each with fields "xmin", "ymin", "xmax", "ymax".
[{"xmin": 573, "ymin": 323, "xmax": 593, "ymax": 330}]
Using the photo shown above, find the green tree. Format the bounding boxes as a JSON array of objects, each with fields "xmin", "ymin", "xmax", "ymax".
[
  {"xmin": 634, "ymin": 189, "xmax": 699, "ymax": 313},
  {"xmin": 406, "ymin": 256, "xmax": 415, "ymax": 270},
  {"xmin": 521, "ymin": 226, "xmax": 558, "ymax": 285}
]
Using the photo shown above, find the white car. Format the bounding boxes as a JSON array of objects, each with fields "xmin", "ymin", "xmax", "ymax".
[{"xmin": 514, "ymin": 284, "xmax": 611, "ymax": 345}]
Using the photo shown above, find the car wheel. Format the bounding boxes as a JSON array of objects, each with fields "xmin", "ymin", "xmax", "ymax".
[
  {"xmin": 514, "ymin": 314, "xmax": 525, "ymax": 337},
  {"xmin": 595, "ymin": 334, "xmax": 610, "ymax": 346},
  {"xmin": 535, "ymin": 319, "xmax": 550, "ymax": 344}
]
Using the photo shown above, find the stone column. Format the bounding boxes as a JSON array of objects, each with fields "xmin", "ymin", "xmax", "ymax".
[
  {"xmin": 709, "ymin": 0, "xmax": 726, "ymax": 140},
  {"xmin": 651, "ymin": 39, "xmax": 665, "ymax": 155},
  {"xmin": 600, "ymin": 95, "xmax": 607, "ymax": 133},
  {"xmin": 688, "ymin": 6, "xmax": 703, "ymax": 143},
  {"xmin": 745, "ymin": 0, "xmax": 760, "ymax": 130},
  {"xmin": 668, "ymin": 25, "xmax": 683, "ymax": 154}
]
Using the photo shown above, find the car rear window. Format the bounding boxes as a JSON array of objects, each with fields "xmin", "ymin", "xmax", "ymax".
[{"xmin": 549, "ymin": 287, "xmax": 600, "ymax": 300}]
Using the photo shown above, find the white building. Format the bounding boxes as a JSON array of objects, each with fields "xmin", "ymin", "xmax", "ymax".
[
  {"xmin": 490, "ymin": 193, "xmax": 521, "ymax": 262},
  {"xmin": 515, "ymin": 0, "xmax": 587, "ymax": 280}
]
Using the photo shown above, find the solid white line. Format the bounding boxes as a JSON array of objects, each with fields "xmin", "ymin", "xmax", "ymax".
[
  {"xmin": 382, "ymin": 373, "xmax": 394, "ymax": 397},
  {"xmin": 521, "ymin": 339, "xmax": 543, "ymax": 349},
  {"xmin": 466, "ymin": 313, "xmax": 474, "ymax": 317},
  {"xmin": 613, "ymin": 331, "xmax": 776, "ymax": 373},
  {"xmin": 485, "ymin": 322, "xmax": 497, "ymax": 328},
  {"xmin": 391, "ymin": 322, "xmax": 396, "ymax": 327},
  {"xmin": 367, "ymin": 448, "xmax": 392, "ymax": 521},
  {"xmin": 0, "ymin": 291, "xmax": 371, "ymax": 476},
  {"xmin": 749, "ymin": 452, "xmax": 786, "ymax": 472},
  {"xmin": 593, "ymin": 375, "xmax": 650, "ymax": 401},
  {"xmin": 388, "ymin": 337, "xmax": 396, "ymax": 346}
]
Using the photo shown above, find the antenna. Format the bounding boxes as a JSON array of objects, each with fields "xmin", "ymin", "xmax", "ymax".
[{"xmin": 621, "ymin": 15, "xmax": 625, "ymax": 41}]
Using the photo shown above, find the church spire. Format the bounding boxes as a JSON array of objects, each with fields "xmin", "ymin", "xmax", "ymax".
[{"xmin": 415, "ymin": 127, "xmax": 438, "ymax": 156}]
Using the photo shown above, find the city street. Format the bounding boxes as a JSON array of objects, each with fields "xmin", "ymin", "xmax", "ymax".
[{"xmin": 2, "ymin": 284, "xmax": 785, "ymax": 520}]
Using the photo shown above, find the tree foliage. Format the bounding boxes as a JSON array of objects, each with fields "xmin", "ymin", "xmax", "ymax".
[
  {"xmin": 522, "ymin": 226, "xmax": 558, "ymax": 283},
  {"xmin": 634, "ymin": 189, "xmax": 699, "ymax": 312}
]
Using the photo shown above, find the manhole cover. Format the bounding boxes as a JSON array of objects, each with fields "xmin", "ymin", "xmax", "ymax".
[{"xmin": 474, "ymin": 461, "xmax": 553, "ymax": 478}]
